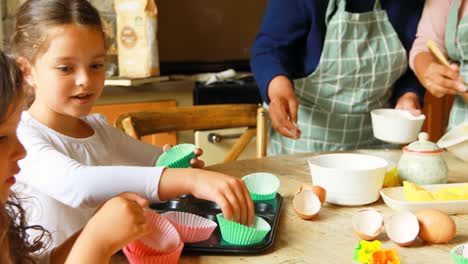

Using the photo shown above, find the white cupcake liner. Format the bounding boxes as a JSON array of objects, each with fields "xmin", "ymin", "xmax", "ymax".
[
  {"xmin": 242, "ymin": 172, "xmax": 280, "ymax": 201},
  {"xmin": 452, "ymin": 243, "xmax": 468, "ymax": 264}
]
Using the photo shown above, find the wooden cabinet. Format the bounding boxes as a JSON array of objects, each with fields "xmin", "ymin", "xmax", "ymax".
[
  {"xmin": 422, "ymin": 94, "xmax": 454, "ymax": 142},
  {"xmin": 91, "ymin": 100, "xmax": 177, "ymax": 146}
]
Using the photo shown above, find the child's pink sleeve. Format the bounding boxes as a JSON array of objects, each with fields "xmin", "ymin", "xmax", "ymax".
[{"xmin": 409, "ymin": 0, "xmax": 452, "ymax": 70}]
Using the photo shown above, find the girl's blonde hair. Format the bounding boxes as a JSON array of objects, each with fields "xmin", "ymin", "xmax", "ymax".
[{"xmin": 0, "ymin": 51, "xmax": 49, "ymax": 264}]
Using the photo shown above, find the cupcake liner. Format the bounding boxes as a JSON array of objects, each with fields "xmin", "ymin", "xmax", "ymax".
[
  {"xmin": 242, "ymin": 173, "xmax": 280, "ymax": 201},
  {"xmin": 123, "ymin": 241, "xmax": 184, "ymax": 264},
  {"xmin": 162, "ymin": 211, "xmax": 217, "ymax": 243},
  {"xmin": 155, "ymin": 144, "xmax": 196, "ymax": 168},
  {"xmin": 127, "ymin": 210, "xmax": 182, "ymax": 256},
  {"xmin": 127, "ymin": 239, "xmax": 161, "ymax": 256},
  {"xmin": 451, "ymin": 244, "xmax": 468, "ymax": 264},
  {"xmin": 216, "ymin": 214, "xmax": 271, "ymax": 245}
]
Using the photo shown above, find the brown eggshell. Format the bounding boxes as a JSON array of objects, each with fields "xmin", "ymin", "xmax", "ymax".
[
  {"xmin": 296, "ymin": 184, "xmax": 327, "ymax": 204},
  {"xmin": 293, "ymin": 189, "xmax": 321, "ymax": 220},
  {"xmin": 352, "ymin": 208, "xmax": 384, "ymax": 240},
  {"xmin": 416, "ymin": 209, "xmax": 456, "ymax": 244}
]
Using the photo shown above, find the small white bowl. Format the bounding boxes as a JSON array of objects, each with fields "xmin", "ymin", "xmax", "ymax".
[
  {"xmin": 371, "ymin": 109, "xmax": 425, "ymax": 144},
  {"xmin": 438, "ymin": 121, "xmax": 468, "ymax": 162},
  {"xmin": 308, "ymin": 153, "xmax": 388, "ymax": 206}
]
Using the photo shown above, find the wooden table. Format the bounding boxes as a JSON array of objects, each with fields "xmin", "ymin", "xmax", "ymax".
[{"xmin": 112, "ymin": 150, "xmax": 468, "ymax": 264}]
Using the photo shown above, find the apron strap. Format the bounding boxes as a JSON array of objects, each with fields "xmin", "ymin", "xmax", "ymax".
[
  {"xmin": 374, "ymin": 0, "xmax": 382, "ymax": 11},
  {"xmin": 325, "ymin": 0, "xmax": 345, "ymax": 26},
  {"xmin": 326, "ymin": 0, "xmax": 382, "ymax": 25},
  {"xmin": 445, "ymin": 0, "xmax": 461, "ymax": 61}
]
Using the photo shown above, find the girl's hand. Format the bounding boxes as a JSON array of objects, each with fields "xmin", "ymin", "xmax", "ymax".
[
  {"xmin": 189, "ymin": 169, "xmax": 255, "ymax": 226},
  {"xmin": 267, "ymin": 75, "xmax": 301, "ymax": 139},
  {"xmin": 162, "ymin": 144, "xmax": 205, "ymax": 168},
  {"xmin": 422, "ymin": 63, "xmax": 466, "ymax": 98},
  {"xmin": 83, "ymin": 192, "xmax": 151, "ymax": 255},
  {"xmin": 395, "ymin": 92, "xmax": 422, "ymax": 116}
]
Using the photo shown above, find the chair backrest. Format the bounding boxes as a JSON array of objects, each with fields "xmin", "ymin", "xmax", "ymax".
[{"xmin": 115, "ymin": 104, "xmax": 267, "ymax": 162}]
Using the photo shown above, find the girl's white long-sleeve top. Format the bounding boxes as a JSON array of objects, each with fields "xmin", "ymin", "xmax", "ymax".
[{"xmin": 13, "ymin": 111, "xmax": 165, "ymax": 249}]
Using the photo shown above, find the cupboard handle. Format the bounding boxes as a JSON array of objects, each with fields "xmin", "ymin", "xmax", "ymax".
[{"xmin": 207, "ymin": 132, "xmax": 243, "ymax": 144}]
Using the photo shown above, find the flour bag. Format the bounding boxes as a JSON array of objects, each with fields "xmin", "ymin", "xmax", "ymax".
[{"xmin": 114, "ymin": 0, "xmax": 160, "ymax": 77}]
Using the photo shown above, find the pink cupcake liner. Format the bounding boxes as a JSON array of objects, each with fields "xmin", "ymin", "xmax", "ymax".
[
  {"xmin": 162, "ymin": 211, "xmax": 218, "ymax": 243},
  {"xmin": 127, "ymin": 240, "xmax": 161, "ymax": 256},
  {"xmin": 123, "ymin": 241, "xmax": 184, "ymax": 264},
  {"xmin": 126, "ymin": 210, "xmax": 182, "ymax": 256}
]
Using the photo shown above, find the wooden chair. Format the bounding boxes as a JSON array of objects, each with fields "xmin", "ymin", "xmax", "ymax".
[{"xmin": 115, "ymin": 104, "xmax": 267, "ymax": 162}]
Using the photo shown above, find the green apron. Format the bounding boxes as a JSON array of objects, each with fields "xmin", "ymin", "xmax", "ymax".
[
  {"xmin": 445, "ymin": 0, "xmax": 468, "ymax": 130},
  {"xmin": 269, "ymin": 0, "xmax": 407, "ymax": 154}
]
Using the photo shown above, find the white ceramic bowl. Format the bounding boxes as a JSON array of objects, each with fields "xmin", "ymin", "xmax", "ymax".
[
  {"xmin": 371, "ymin": 109, "xmax": 425, "ymax": 144},
  {"xmin": 437, "ymin": 121, "xmax": 468, "ymax": 162},
  {"xmin": 308, "ymin": 153, "xmax": 388, "ymax": 206}
]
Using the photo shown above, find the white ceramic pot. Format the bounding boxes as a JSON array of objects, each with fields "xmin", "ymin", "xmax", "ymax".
[
  {"xmin": 398, "ymin": 133, "xmax": 448, "ymax": 185},
  {"xmin": 308, "ymin": 153, "xmax": 388, "ymax": 206}
]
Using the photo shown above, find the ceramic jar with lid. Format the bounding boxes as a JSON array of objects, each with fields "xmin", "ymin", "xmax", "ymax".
[{"xmin": 397, "ymin": 132, "xmax": 448, "ymax": 184}]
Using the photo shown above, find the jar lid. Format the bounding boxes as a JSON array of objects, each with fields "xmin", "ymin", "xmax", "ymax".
[{"xmin": 403, "ymin": 132, "xmax": 443, "ymax": 154}]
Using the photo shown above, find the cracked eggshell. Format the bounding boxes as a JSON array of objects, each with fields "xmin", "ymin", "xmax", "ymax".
[
  {"xmin": 293, "ymin": 189, "xmax": 321, "ymax": 220},
  {"xmin": 296, "ymin": 183, "xmax": 327, "ymax": 204},
  {"xmin": 386, "ymin": 211, "xmax": 419, "ymax": 247},
  {"xmin": 352, "ymin": 208, "xmax": 384, "ymax": 240}
]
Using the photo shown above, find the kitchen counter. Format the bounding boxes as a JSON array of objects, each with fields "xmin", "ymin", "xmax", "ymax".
[{"xmin": 111, "ymin": 150, "xmax": 468, "ymax": 264}]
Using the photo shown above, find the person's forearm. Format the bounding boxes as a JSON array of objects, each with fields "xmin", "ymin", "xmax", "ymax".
[
  {"xmin": 64, "ymin": 229, "xmax": 112, "ymax": 264},
  {"xmin": 50, "ymin": 230, "xmax": 81, "ymax": 264},
  {"xmin": 413, "ymin": 51, "xmax": 438, "ymax": 87},
  {"xmin": 157, "ymin": 168, "xmax": 198, "ymax": 200}
]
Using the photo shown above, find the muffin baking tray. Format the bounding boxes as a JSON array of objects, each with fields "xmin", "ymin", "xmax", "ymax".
[{"xmin": 149, "ymin": 194, "xmax": 282, "ymax": 254}]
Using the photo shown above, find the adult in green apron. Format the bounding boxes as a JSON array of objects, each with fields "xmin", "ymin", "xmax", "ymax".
[
  {"xmin": 445, "ymin": 0, "xmax": 468, "ymax": 129},
  {"xmin": 260, "ymin": 0, "xmax": 423, "ymax": 154}
]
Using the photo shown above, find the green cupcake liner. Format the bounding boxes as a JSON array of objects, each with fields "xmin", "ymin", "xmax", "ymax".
[
  {"xmin": 451, "ymin": 244, "xmax": 468, "ymax": 264},
  {"xmin": 242, "ymin": 172, "xmax": 280, "ymax": 201},
  {"xmin": 216, "ymin": 214, "xmax": 271, "ymax": 246},
  {"xmin": 155, "ymin": 144, "xmax": 196, "ymax": 168}
]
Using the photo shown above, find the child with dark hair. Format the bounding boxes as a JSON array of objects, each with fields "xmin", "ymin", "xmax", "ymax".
[
  {"xmin": 0, "ymin": 50, "xmax": 151, "ymax": 263},
  {"xmin": 12, "ymin": 0, "xmax": 254, "ymax": 251}
]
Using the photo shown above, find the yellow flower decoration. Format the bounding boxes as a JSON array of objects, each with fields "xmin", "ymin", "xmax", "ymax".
[{"xmin": 356, "ymin": 240, "xmax": 382, "ymax": 263}]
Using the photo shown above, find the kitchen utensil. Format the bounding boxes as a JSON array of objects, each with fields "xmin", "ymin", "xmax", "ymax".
[
  {"xmin": 149, "ymin": 194, "xmax": 282, "ymax": 254},
  {"xmin": 308, "ymin": 153, "xmax": 388, "ymax": 206},
  {"xmin": 427, "ymin": 39, "xmax": 451, "ymax": 67}
]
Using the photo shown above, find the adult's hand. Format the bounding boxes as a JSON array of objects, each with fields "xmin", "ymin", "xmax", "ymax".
[
  {"xmin": 395, "ymin": 92, "xmax": 422, "ymax": 116},
  {"xmin": 421, "ymin": 63, "xmax": 466, "ymax": 98},
  {"xmin": 461, "ymin": 92, "xmax": 468, "ymax": 103},
  {"xmin": 267, "ymin": 75, "xmax": 301, "ymax": 139}
]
